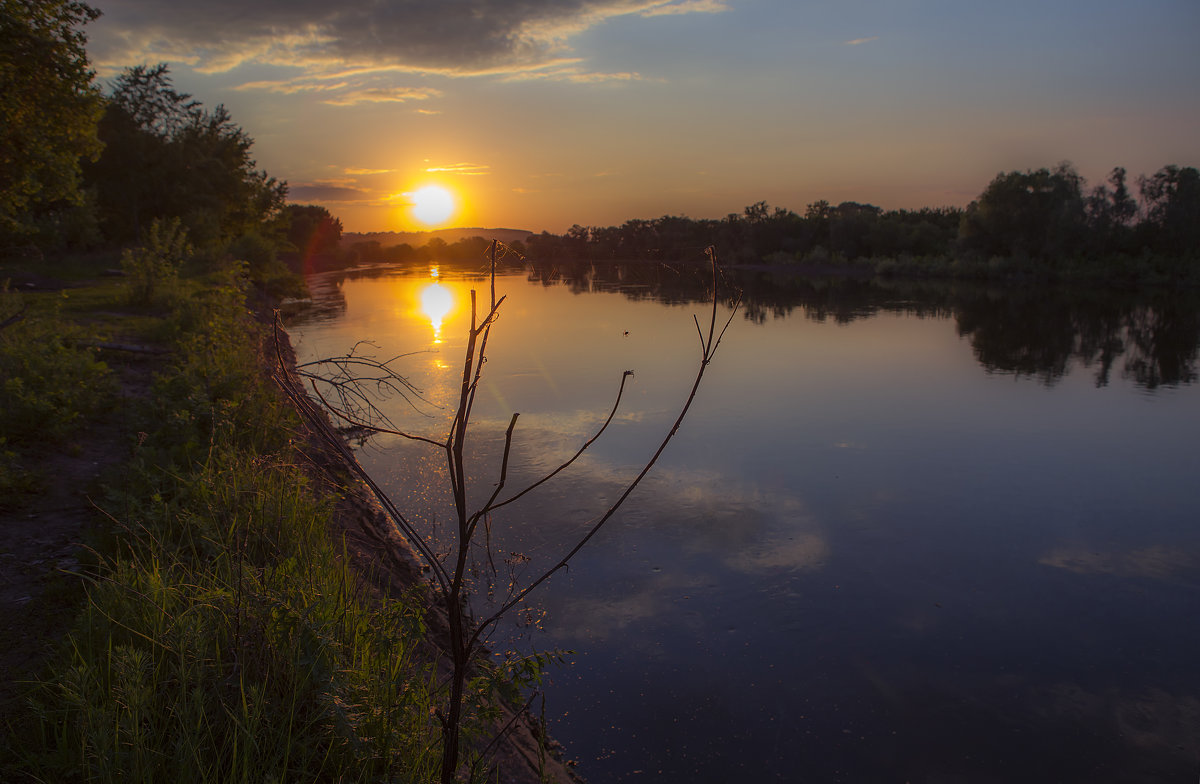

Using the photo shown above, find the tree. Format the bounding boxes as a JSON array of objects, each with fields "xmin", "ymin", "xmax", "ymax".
[
  {"xmin": 1086, "ymin": 167, "xmax": 1138, "ymax": 254},
  {"xmin": 959, "ymin": 163, "xmax": 1087, "ymax": 261},
  {"xmin": 282, "ymin": 204, "xmax": 343, "ymax": 255},
  {"xmin": 86, "ymin": 64, "xmax": 287, "ymax": 246},
  {"xmin": 0, "ymin": 0, "xmax": 103, "ymax": 243},
  {"xmin": 1138, "ymin": 165, "xmax": 1200, "ymax": 256}
]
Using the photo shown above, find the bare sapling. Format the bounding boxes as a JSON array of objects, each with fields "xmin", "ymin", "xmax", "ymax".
[{"xmin": 274, "ymin": 243, "xmax": 739, "ymax": 782}]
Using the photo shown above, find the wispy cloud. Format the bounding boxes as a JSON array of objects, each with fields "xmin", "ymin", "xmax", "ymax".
[
  {"xmin": 641, "ymin": 0, "xmax": 729, "ymax": 17},
  {"xmin": 322, "ymin": 87, "xmax": 442, "ymax": 105},
  {"xmin": 234, "ymin": 78, "xmax": 349, "ymax": 94},
  {"xmin": 288, "ymin": 181, "xmax": 373, "ymax": 202},
  {"xmin": 501, "ymin": 67, "xmax": 642, "ymax": 84},
  {"xmin": 425, "ymin": 163, "xmax": 491, "ymax": 176},
  {"xmin": 844, "ymin": 36, "xmax": 880, "ymax": 46}
]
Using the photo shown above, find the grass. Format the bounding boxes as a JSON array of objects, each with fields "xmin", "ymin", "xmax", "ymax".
[{"xmin": 0, "ymin": 254, "xmax": 466, "ymax": 782}]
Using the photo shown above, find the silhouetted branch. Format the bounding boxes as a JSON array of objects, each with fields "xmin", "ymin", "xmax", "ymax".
[{"xmin": 469, "ymin": 247, "xmax": 739, "ymax": 651}]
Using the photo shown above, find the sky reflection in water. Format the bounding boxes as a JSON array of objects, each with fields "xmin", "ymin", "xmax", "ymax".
[{"xmin": 291, "ymin": 263, "xmax": 1200, "ymax": 783}]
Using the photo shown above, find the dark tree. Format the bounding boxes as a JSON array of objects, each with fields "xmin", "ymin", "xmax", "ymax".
[
  {"xmin": 0, "ymin": 0, "xmax": 103, "ymax": 244},
  {"xmin": 86, "ymin": 64, "xmax": 286, "ymax": 246},
  {"xmin": 1085, "ymin": 167, "xmax": 1138, "ymax": 254},
  {"xmin": 283, "ymin": 204, "xmax": 343, "ymax": 255},
  {"xmin": 959, "ymin": 163, "xmax": 1088, "ymax": 261},
  {"xmin": 1138, "ymin": 165, "xmax": 1200, "ymax": 257}
]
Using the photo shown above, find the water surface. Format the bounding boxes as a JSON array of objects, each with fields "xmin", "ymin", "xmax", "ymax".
[{"xmin": 290, "ymin": 261, "xmax": 1200, "ymax": 783}]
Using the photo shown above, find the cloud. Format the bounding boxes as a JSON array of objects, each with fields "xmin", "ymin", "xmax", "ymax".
[
  {"xmin": 321, "ymin": 86, "xmax": 442, "ymax": 105},
  {"xmin": 425, "ymin": 163, "xmax": 492, "ymax": 176},
  {"xmin": 233, "ymin": 78, "xmax": 350, "ymax": 94},
  {"xmin": 89, "ymin": 0, "xmax": 730, "ymax": 80},
  {"xmin": 288, "ymin": 182, "xmax": 373, "ymax": 202},
  {"xmin": 844, "ymin": 36, "xmax": 880, "ymax": 46},
  {"xmin": 640, "ymin": 0, "xmax": 729, "ymax": 17},
  {"xmin": 501, "ymin": 66, "xmax": 642, "ymax": 83}
]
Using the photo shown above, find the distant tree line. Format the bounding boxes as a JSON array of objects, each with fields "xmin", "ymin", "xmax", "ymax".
[{"xmin": 517, "ymin": 163, "xmax": 1199, "ymax": 282}]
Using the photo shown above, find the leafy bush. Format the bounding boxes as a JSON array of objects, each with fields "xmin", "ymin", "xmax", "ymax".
[
  {"xmin": 120, "ymin": 217, "xmax": 193, "ymax": 305},
  {"xmin": 0, "ymin": 288, "xmax": 113, "ymax": 446}
]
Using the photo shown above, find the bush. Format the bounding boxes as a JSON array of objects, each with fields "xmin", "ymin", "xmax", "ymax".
[
  {"xmin": 0, "ymin": 288, "xmax": 113, "ymax": 446},
  {"xmin": 120, "ymin": 217, "xmax": 193, "ymax": 305}
]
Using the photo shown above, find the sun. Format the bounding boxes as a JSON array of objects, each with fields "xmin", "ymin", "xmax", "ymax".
[{"xmin": 408, "ymin": 185, "xmax": 456, "ymax": 226}]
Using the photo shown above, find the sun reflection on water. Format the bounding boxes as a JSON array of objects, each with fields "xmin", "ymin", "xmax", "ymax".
[{"xmin": 420, "ymin": 268, "xmax": 454, "ymax": 342}]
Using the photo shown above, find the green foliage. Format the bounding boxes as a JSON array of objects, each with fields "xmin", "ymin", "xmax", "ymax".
[
  {"xmin": 120, "ymin": 217, "xmax": 193, "ymax": 305},
  {"xmin": 4, "ymin": 270, "xmax": 448, "ymax": 782},
  {"xmin": 86, "ymin": 64, "xmax": 287, "ymax": 248},
  {"xmin": 0, "ymin": 285, "xmax": 113, "ymax": 445},
  {"xmin": 0, "ymin": 0, "xmax": 104, "ymax": 243},
  {"xmin": 18, "ymin": 457, "xmax": 440, "ymax": 784},
  {"xmin": 229, "ymin": 231, "xmax": 308, "ymax": 299},
  {"xmin": 282, "ymin": 204, "xmax": 343, "ymax": 256}
]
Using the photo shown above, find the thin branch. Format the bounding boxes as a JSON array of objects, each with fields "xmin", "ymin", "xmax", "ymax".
[
  {"xmin": 468, "ymin": 690, "xmax": 541, "ymax": 782},
  {"xmin": 473, "ymin": 369, "xmax": 634, "ymax": 523},
  {"xmin": 468, "ymin": 247, "xmax": 738, "ymax": 652},
  {"xmin": 307, "ymin": 380, "xmax": 445, "ymax": 449},
  {"xmin": 467, "ymin": 413, "xmax": 521, "ymax": 543}
]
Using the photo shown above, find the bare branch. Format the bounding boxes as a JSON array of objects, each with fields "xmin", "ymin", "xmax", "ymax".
[
  {"xmin": 306, "ymin": 380, "xmax": 446, "ymax": 449},
  {"xmin": 468, "ymin": 413, "xmax": 521, "ymax": 543},
  {"xmin": 468, "ymin": 247, "xmax": 739, "ymax": 652},
  {"xmin": 475, "ymin": 369, "xmax": 634, "ymax": 521}
]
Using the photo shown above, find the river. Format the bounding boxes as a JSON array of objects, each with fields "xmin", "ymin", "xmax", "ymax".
[{"xmin": 288, "ymin": 258, "xmax": 1200, "ymax": 783}]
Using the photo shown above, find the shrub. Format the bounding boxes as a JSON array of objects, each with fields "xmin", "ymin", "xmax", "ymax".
[{"xmin": 120, "ymin": 217, "xmax": 193, "ymax": 305}]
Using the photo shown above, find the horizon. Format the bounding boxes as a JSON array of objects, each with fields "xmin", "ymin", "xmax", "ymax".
[{"xmin": 85, "ymin": 1, "xmax": 1200, "ymax": 234}]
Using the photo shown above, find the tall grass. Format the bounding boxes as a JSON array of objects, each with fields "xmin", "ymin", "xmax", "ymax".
[{"xmin": 3, "ymin": 260, "xmax": 449, "ymax": 782}]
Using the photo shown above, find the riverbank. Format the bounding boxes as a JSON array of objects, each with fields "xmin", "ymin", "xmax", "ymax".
[{"xmin": 0, "ymin": 255, "xmax": 576, "ymax": 783}]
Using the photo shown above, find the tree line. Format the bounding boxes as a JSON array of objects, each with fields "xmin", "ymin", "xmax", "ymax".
[{"xmin": 519, "ymin": 162, "xmax": 1198, "ymax": 276}]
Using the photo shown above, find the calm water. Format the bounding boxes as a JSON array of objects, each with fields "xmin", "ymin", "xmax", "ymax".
[{"xmin": 288, "ymin": 260, "xmax": 1200, "ymax": 783}]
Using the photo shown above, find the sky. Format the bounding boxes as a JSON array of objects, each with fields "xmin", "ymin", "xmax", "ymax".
[{"xmin": 84, "ymin": 0, "xmax": 1200, "ymax": 234}]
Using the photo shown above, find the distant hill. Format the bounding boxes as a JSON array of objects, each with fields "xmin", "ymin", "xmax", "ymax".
[{"xmin": 341, "ymin": 227, "xmax": 535, "ymax": 249}]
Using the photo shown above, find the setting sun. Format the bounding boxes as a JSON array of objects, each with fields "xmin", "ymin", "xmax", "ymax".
[{"xmin": 407, "ymin": 185, "xmax": 456, "ymax": 226}]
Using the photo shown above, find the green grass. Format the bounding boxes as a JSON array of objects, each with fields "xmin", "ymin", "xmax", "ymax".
[{"xmin": 1, "ymin": 256, "xmax": 465, "ymax": 783}]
